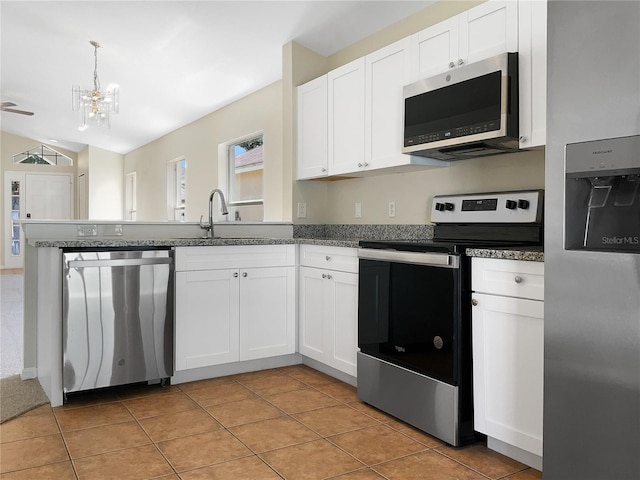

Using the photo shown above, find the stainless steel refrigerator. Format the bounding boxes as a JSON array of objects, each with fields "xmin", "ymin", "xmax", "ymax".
[{"xmin": 545, "ymin": 1, "xmax": 640, "ymax": 478}]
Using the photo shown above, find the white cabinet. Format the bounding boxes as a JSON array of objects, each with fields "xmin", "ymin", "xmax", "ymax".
[
  {"xmin": 413, "ymin": 0, "xmax": 518, "ymax": 79},
  {"xmin": 239, "ymin": 266, "xmax": 295, "ymax": 361},
  {"xmin": 298, "ymin": 245, "xmax": 358, "ymax": 376},
  {"xmin": 175, "ymin": 268, "xmax": 240, "ymax": 370},
  {"xmin": 328, "ymin": 58, "xmax": 366, "ymax": 176},
  {"xmin": 297, "ymin": 75, "xmax": 328, "ymax": 179},
  {"xmin": 365, "ymin": 38, "xmax": 442, "ymax": 171},
  {"xmin": 471, "ymin": 257, "xmax": 544, "ymax": 468},
  {"xmin": 517, "ymin": 0, "xmax": 547, "ymax": 149},
  {"xmin": 174, "ymin": 245, "xmax": 296, "ymax": 371}
]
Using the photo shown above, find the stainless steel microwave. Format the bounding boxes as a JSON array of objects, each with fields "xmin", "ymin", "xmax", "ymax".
[{"xmin": 403, "ymin": 52, "xmax": 519, "ymax": 161}]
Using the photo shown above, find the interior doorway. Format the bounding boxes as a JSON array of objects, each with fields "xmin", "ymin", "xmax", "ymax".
[{"xmin": 3, "ymin": 171, "xmax": 73, "ymax": 269}]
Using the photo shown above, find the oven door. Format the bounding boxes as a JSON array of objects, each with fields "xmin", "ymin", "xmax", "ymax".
[{"xmin": 358, "ymin": 249, "xmax": 461, "ymax": 385}]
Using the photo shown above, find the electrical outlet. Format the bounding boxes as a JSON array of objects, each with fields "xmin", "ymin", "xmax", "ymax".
[
  {"xmin": 388, "ymin": 201, "xmax": 396, "ymax": 217},
  {"xmin": 297, "ymin": 202, "xmax": 307, "ymax": 218},
  {"xmin": 77, "ymin": 224, "xmax": 97, "ymax": 237},
  {"xmin": 355, "ymin": 202, "xmax": 362, "ymax": 218}
]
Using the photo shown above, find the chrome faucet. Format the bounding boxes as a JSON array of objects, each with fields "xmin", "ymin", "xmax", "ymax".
[{"xmin": 200, "ymin": 188, "xmax": 229, "ymax": 237}]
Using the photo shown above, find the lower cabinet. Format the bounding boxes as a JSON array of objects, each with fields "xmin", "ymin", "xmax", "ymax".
[
  {"xmin": 174, "ymin": 246, "xmax": 296, "ymax": 371},
  {"xmin": 298, "ymin": 245, "xmax": 359, "ymax": 377},
  {"xmin": 471, "ymin": 257, "xmax": 544, "ymax": 467}
]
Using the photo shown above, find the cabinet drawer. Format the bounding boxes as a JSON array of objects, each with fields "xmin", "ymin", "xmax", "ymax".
[
  {"xmin": 472, "ymin": 258, "xmax": 544, "ymax": 301},
  {"xmin": 299, "ymin": 244, "xmax": 358, "ymax": 273},
  {"xmin": 175, "ymin": 245, "xmax": 295, "ymax": 271}
]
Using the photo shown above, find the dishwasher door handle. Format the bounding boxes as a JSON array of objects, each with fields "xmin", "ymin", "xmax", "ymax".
[{"xmin": 67, "ymin": 257, "xmax": 173, "ymax": 268}]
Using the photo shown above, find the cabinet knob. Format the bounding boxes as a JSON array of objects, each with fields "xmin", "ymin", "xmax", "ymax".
[
  {"xmin": 457, "ymin": 58, "xmax": 464, "ymax": 66},
  {"xmin": 514, "ymin": 275, "xmax": 523, "ymax": 284},
  {"xmin": 364, "ymin": 162, "xmax": 369, "ymax": 167},
  {"xmin": 233, "ymin": 272, "xmax": 239, "ymax": 278},
  {"xmin": 327, "ymin": 274, "xmax": 333, "ymax": 280},
  {"xmin": 242, "ymin": 272, "xmax": 248, "ymax": 278},
  {"xmin": 449, "ymin": 61, "xmax": 455, "ymax": 69},
  {"xmin": 321, "ymin": 168, "xmax": 326, "ymax": 172},
  {"xmin": 322, "ymin": 273, "xmax": 327, "ymax": 279},
  {"xmin": 325, "ymin": 256, "xmax": 331, "ymax": 261},
  {"xmin": 472, "ymin": 298, "xmax": 478, "ymax": 306},
  {"xmin": 519, "ymin": 136, "xmax": 527, "ymax": 143},
  {"xmin": 358, "ymin": 163, "xmax": 363, "ymax": 168}
]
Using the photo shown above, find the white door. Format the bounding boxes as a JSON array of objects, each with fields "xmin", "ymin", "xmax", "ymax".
[
  {"xmin": 365, "ymin": 37, "xmax": 414, "ymax": 170},
  {"xmin": 459, "ymin": 0, "xmax": 519, "ymax": 65},
  {"xmin": 239, "ymin": 266, "xmax": 295, "ymax": 361},
  {"xmin": 329, "ymin": 270, "xmax": 359, "ymax": 376},
  {"xmin": 328, "ymin": 57, "xmax": 365, "ymax": 175},
  {"xmin": 175, "ymin": 269, "xmax": 240, "ymax": 370},
  {"xmin": 297, "ymin": 76, "xmax": 328, "ymax": 180},
  {"xmin": 413, "ymin": 16, "xmax": 460, "ymax": 79},
  {"xmin": 24, "ymin": 173, "xmax": 72, "ymax": 220},
  {"xmin": 298, "ymin": 266, "xmax": 328, "ymax": 363},
  {"xmin": 3, "ymin": 172, "xmax": 72, "ymax": 269}
]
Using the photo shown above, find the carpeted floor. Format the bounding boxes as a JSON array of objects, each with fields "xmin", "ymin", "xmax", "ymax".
[{"xmin": 0, "ymin": 374, "xmax": 49, "ymax": 423}]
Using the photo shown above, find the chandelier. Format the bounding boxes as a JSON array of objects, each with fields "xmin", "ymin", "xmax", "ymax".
[{"xmin": 72, "ymin": 40, "xmax": 119, "ymax": 130}]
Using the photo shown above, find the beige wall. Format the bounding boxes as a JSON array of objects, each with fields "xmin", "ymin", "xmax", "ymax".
[
  {"xmin": 1, "ymin": 131, "xmax": 77, "ymax": 266},
  {"xmin": 292, "ymin": 0, "xmax": 545, "ymax": 225},
  {"xmin": 125, "ymin": 81, "xmax": 284, "ymax": 222}
]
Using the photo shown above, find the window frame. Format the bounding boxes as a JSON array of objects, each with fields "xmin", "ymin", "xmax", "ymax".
[{"xmin": 226, "ymin": 132, "xmax": 264, "ymax": 207}]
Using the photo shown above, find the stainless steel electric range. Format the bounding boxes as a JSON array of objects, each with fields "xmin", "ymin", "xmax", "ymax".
[{"xmin": 356, "ymin": 190, "xmax": 544, "ymax": 446}]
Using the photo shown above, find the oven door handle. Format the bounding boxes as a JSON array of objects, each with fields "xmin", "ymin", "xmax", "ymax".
[{"xmin": 357, "ymin": 248, "xmax": 460, "ymax": 268}]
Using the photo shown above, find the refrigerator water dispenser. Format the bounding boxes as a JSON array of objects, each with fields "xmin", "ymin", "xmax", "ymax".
[{"xmin": 565, "ymin": 135, "xmax": 640, "ymax": 253}]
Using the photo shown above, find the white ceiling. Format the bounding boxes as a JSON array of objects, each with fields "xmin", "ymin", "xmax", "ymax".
[{"xmin": 1, "ymin": 1, "xmax": 433, "ymax": 155}]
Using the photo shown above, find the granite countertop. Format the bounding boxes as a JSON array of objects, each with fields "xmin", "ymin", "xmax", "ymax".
[
  {"xmin": 465, "ymin": 246, "xmax": 544, "ymax": 262},
  {"xmin": 31, "ymin": 223, "xmax": 543, "ymax": 261}
]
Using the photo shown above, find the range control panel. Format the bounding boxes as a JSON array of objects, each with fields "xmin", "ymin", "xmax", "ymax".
[{"xmin": 431, "ymin": 190, "xmax": 543, "ymax": 224}]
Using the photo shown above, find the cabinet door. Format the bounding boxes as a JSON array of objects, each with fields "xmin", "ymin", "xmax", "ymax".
[
  {"xmin": 365, "ymin": 38, "xmax": 415, "ymax": 170},
  {"xmin": 297, "ymin": 75, "xmax": 328, "ymax": 179},
  {"xmin": 413, "ymin": 16, "xmax": 460, "ymax": 79},
  {"xmin": 518, "ymin": 0, "xmax": 547, "ymax": 148},
  {"xmin": 298, "ymin": 266, "xmax": 328, "ymax": 363},
  {"xmin": 328, "ymin": 270, "xmax": 359, "ymax": 377},
  {"xmin": 472, "ymin": 292, "xmax": 544, "ymax": 457},
  {"xmin": 239, "ymin": 266, "xmax": 295, "ymax": 361},
  {"xmin": 459, "ymin": 0, "xmax": 518, "ymax": 66},
  {"xmin": 175, "ymin": 269, "xmax": 240, "ymax": 370},
  {"xmin": 328, "ymin": 58, "xmax": 365, "ymax": 175}
]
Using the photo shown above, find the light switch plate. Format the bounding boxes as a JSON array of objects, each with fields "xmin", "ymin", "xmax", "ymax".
[{"xmin": 355, "ymin": 202, "xmax": 362, "ymax": 218}]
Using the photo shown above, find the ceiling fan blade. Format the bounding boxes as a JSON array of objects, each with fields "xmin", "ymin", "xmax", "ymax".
[
  {"xmin": 1, "ymin": 102, "xmax": 17, "ymax": 108},
  {"xmin": 1, "ymin": 107, "xmax": 34, "ymax": 116}
]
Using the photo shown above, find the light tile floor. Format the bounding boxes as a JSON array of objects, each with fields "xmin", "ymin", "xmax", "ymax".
[
  {"xmin": 0, "ymin": 271, "xmax": 24, "ymax": 378},
  {"xmin": 0, "ymin": 365, "xmax": 543, "ymax": 479}
]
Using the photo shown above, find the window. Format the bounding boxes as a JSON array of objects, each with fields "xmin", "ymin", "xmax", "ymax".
[
  {"xmin": 167, "ymin": 157, "xmax": 186, "ymax": 221},
  {"xmin": 225, "ymin": 134, "xmax": 264, "ymax": 221},
  {"xmin": 13, "ymin": 145, "xmax": 72, "ymax": 166}
]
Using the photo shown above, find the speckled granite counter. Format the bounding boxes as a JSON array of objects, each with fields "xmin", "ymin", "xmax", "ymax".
[
  {"xmin": 32, "ymin": 237, "xmax": 298, "ymax": 248},
  {"xmin": 465, "ymin": 246, "xmax": 544, "ymax": 262}
]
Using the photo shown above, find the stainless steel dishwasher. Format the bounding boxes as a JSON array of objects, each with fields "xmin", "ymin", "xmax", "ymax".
[{"xmin": 62, "ymin": 248, "xmax": 174, "ymax": 396}]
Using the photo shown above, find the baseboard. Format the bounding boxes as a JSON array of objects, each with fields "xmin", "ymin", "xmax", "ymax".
[
  {"xmin": 487, "ymin": 436, "xmax": 543, "ymax": 471},
  {"xmin": 301, "ymin": 356, "xmax": 357, "ymax": 387},
  {"xmin": 170, "ymin": 353, "xmax": 303, "ymax": 385},
  {"xmin": 21, "ymin": 367, "xmax": 37, "ymax": 380}
]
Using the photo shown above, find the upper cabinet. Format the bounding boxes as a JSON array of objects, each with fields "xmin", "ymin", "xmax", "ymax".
[
  {"xmin": 412, "ymin": 1, "xmax": 517, "ymax": 79},
  {"xmin": 297, "ymin": 76, "xmax": 328, "ymax": 179},
  {"xmin": 296, "ymin": 0, "xmax": 547, "ymax": 180},
  {"xmin": 328, "ymin": 58, "xmax": 366, "ymax": 176},
  {"xmin": 517, "ymin": 0, "xmax": 547, "ymax": 149}
]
